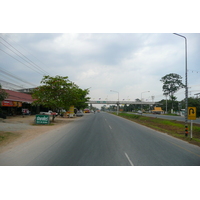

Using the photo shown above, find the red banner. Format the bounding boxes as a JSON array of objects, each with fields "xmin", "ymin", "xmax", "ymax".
[
  {"xmin": 1, "ymin": 100, "xmax": 22, "ymax": 107},
  {"xmin": 1, "ymin": 100, "xmax": 13, "ymax": 107}
]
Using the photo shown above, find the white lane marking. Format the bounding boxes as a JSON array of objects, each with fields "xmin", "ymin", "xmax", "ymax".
[
  {"xmin": 124, "ymin": 152, "xmax": 134, "ymax": 166},
  {"xmin": 105, "ymin": 119, "xmax": 112, "ymax": 129}
]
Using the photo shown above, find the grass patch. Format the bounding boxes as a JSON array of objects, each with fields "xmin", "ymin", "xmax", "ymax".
[
  {"xmin": 112, "ymin": 112, "xmax": 200, "ymax": 146},
  {"xmin": 0, "ymin": 131, "xmax": 20, "ymax": 146}
]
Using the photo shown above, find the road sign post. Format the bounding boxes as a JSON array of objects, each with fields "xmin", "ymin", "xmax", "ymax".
[
  {"xmin": 191, "ymin": 120, "xmax": 193, "ymax": 139},
  {"xmin": 188, "ymin": 107, "xmax": 196, "ymax": 139}
]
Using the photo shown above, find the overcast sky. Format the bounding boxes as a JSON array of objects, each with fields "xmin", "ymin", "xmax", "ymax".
[
  {"xmin": 1, "ymin": 1, "xmax": 200, "ymax": 108},
  {"xmin": 0, "ymin": 33, "xmax": 199, "ymax": 106}
]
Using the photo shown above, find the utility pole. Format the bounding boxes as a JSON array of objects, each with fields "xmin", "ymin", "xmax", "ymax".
[{"xmin": 173, "ymin": 33, "xmax": 188, "ymax": 136}]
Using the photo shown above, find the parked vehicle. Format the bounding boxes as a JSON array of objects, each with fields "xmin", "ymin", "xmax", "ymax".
[
  {"xmin": 76, "ymin": 111, "xmax": 84, "ymax": 117},
  {"xmin": 40, "ymin": 110, "xmax": 58, "ymax": 116},
  {"xmin": 84, "ymin": 109, "xmax": 90, "ymax": 113}
]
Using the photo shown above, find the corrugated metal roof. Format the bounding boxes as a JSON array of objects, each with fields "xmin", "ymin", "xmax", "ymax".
[{"xmin": 4, "ymin": 89, "xmax": 34, "ymax": 103}]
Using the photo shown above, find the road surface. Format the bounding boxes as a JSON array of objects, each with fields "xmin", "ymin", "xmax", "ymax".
[{"xmin": 0, "ymin": 112, "xmax": 200, "ymax": 166}]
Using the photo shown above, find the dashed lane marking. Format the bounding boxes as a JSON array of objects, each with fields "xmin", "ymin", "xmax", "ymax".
[{"xmin": 124, "ymin": 152, "xmax": 134, "ymax": 166}]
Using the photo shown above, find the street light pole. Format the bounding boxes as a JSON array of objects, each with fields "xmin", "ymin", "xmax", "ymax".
[
  {"xmin": 173, "ymin": 33, "xmax": 188, "ymax": 136},
  {"xmin": 110, "ymin": 90, "xmax": 119, "ymax": 115}
]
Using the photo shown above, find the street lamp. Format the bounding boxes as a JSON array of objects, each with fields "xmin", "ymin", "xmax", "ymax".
[
  {"xmin": 173, "ymin": 33, "xmax": 188, "ymax": 136},
  {"xmin": 141, "ymin": 91, "xmax": 150, "ymax": 112},
  {"xmin": 110, "ymin": 90, "xmax": 119, "ymax": 115}
]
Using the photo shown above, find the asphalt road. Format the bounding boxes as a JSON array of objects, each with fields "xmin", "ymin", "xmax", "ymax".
[{"xmin": 0, "ymin": 112, "xmax": 200, "ymax": 166}]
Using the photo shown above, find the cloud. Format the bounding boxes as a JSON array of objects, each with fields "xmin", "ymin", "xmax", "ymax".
[{"xmin": 0, "ymin": 33, "xmax": 200, "ymax": 105}]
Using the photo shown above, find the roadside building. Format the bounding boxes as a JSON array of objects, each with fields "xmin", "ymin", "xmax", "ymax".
[
  {"xmin": 1, "ymin": 89, "xmax": 36, "ymax": 116},
  {"xmin": 151, "ymin": 107, "xmax": 164, "ymax": 114}
]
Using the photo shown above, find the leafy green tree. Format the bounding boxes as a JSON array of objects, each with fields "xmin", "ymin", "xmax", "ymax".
[
  {"xmin": 0, "ymin": 84, "xmax": 8, "ymax": 102},
  {"xmin": 32, "ymin": 75, "xmax": 90, "ymax": 120},
  {"xmin": 160, "ymin": 73, "xmax": 185, "ymax": 111},
  {"xmin": 74, "ymin": 88, "xmax": 90, "ymax": 110},
  {"xmin": 0, "ymin": 84, "xmax": 8, "ymax": 113},
  {"xmin": 182, "ymin": 97, "xmax": 200, "ymax": 117},
  {"xmin": 159, "ymin": 99, "xmax": 180, "ymax": 113}
]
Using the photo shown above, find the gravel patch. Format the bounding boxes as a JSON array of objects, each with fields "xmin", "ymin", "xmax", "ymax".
[{"xmin": 0, "ymin": 115, "xmax": 77, "ymax": 153}]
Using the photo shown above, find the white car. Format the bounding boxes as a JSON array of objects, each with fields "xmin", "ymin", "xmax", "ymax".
[{"xmin": 76, "ymin": 111, "xmax": 84, "ymax": 117}]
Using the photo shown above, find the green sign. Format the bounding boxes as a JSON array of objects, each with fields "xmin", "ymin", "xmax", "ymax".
[{"xmin": 35, "ymin": 115, "xmax": 50, "ymax": 124}]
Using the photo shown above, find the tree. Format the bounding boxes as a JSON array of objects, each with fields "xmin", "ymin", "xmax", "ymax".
[
  {"xmin": 32, "ymin": 75, "xmax": 90, "ymax": 120},
  {"xmin": 0, "ymin": 84, "xmax": 8, "ymax": 102},
  {"xmin": 160, "ymin": 73, "xmax": 185, "ymax": 111},
  {"xmin": 0, "ymin": 84, "xmax": 8, "ymax": 114},
  {"xmin": 158, "ymin": 99, "xmax": 180, "ymax": 113},
  {"xmin": 74, "ymin": 88, "xmax": 90, "ymax": 110},
  {"xmin": 183, "ymin": 97, "xmax": 200, "ymax": 117}
]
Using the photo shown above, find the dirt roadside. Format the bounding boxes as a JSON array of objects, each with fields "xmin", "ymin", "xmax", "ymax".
[{"xmin": 0, "ymin": 115, "xmax": 77, "ymax": 153}]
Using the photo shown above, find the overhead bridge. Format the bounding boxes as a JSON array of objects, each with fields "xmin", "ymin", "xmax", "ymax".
[{"xmin": 86, "ymin": 100, "xmax": 157, "ymax": 105}]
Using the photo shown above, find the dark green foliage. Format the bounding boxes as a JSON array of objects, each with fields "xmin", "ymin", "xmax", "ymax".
[
  {"xmin": 0, "ymin": 84, "xmax": 8, "ymax": 102},
  {"xmin": 160, "ymin": 73, "xmax": 185, "ymax": 111},
  {"xmin": 32, "ymin": 75, "xmax": 90, "ymax": 112},
  {"xmin": 187, "ymin": 97, "xmax": 200, "ymax": 117},
  {"xmin": 160, "ymin": 73, "xmax": 185, "ymax": 99}
]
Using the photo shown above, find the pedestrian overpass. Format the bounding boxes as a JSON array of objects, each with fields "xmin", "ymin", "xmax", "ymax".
[
  {"xmin": 86, "ymin": 100, "xmax": 157, "ymax": 105},
  {"xmin": 86, "ymin": 100, "xmax": 159, "ymax": 115}
]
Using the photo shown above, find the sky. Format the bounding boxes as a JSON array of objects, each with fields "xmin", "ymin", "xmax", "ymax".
[
  {"xmin": 1, "ymin": 1, "xmax": 200, "ymax": 109},
  {"xmin": 1, "ymin": 33, "xmax": 200, "ymax": 108}
]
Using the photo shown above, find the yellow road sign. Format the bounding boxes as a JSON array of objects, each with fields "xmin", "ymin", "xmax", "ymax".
[{"xmin": 188, "ymin": 107, "xmax": 196, "ymax": 120}]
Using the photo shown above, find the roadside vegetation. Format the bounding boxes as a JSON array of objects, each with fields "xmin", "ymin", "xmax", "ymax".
[
  {"xmin": 112, "ymin": 112, "xmax": 200, "ymax": 146},
  {"xmin": 32, "ymin": 75, "xmax": 90, "ymax": 121},
  {"xmin": 0, "ymin": 131, "xmax": 20, "ymax": 145}
]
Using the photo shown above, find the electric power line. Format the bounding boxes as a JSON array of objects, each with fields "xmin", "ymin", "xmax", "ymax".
[
  {"xmin": 0, "ymin": 67, "xmax": 37, "ymax": 87},
  {"xmin": 0, "ymin": 47, "xmax": 45, "ymax": 76},
  {"xmin": 0, "ymin": 79, "xmax": 26, "ymax": 91},
  {"xmin": 1, "ymin": 34, "xmax": 51, "ymax": 74},
  {"xmin": 0, "ymin": 36, "xmax": 50, "ymax": 75}
]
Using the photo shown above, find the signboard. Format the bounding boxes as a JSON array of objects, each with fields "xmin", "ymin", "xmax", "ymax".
[
  {"xmin": 35, "ymin": 115, "xmax": 50, "ymax": 124},
  {"xmin": 13, "ymin": 101, "xmax": 18, "ymax": 107},
  {"xmin": 188, "ymin": 107, "xmax": 196, "ymax": 120},
  {"xmin": 1, "ymin": 100, "xmax": 13, "ymax": 107},
  {"xmin": 1, "ymin": 100, "xmax": 22, "ymax": 107},
  {"xmin": 69, "ymin": 105, "xmax": 74, "ymax": 117},
  {"xmin": 18, "ymin": 102, "xmax": 22, "ymax": 107},
  {"xmin": 96, "ymin": 101, "xmax": 107, "ymax": 104}
]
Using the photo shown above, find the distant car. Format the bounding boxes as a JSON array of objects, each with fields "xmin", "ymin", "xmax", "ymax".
[
  {"xmin": 137, "ymin": 110, "xmax": 142, "ymax": 114},
  {"xmin": 76, "ymin": 111, "xmax": 84, "ymax": 117}
]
